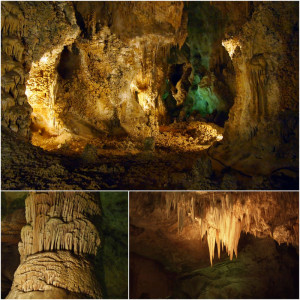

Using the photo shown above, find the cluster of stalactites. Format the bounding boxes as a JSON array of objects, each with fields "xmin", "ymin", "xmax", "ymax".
[
  {"xmin": 198, "ymin": 200, "xmax": 242, "ymax": 266},
  {"xmin": 25, "ymin": 192, "xmax": 101, "ymax": 223},
  {"xmin": 165, "ymin": 192, "xmax": 299, "ymax": 266},
  {"xmin": 166, "ymin": 192, "xmax": 240, "ymax": 265},
  {"xmin": 19, "ymin": 192, "xmax": 101, "ymax": 260}
]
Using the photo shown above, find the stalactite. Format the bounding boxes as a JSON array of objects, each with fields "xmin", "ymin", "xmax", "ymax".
[
  {"xmin": 165, "ymin": 192, "xmax": 299, "ymax": 266},
  {"xmin": 19, "ymin": 192, "xmax": 101, "ymax": 261}
]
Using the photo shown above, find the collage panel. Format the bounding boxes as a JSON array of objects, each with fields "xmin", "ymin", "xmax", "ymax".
[
  {"xmin": 1, "ymin": 191, "xmax": 128, "ymax": 299},
  {"xmin": 0, "ymin": 0, "xmax": 299, "ymax": 299},
  {"xmin": 129, "ymin": 191, "xmax": 299, "ymax": 299},
  {"xmin": 1, "ymin": 1, "xmax": 298, "ymax": 191}
]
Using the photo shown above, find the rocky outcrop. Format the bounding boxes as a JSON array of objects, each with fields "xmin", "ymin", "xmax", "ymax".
[
  {"xmin": 211, "ymin": 2, "xmax": 299, "ymax": 176},
  {"xmin": 7, "ymin": 192, "xmax": 102, "ymax": 299}
]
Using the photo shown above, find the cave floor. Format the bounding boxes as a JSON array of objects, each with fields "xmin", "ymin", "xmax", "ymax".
[
  {"xmin": 1, "ymin": 129, "xmax": 207, "ymax": 190},
  {"xmin": 1, "ymin": 126, "xmax": 297, "ymax": 190}
]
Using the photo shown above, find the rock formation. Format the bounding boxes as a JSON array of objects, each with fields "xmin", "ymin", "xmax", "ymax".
[
  {"xmin": 210, "ymin": 2, "xmax": 299, "ymax": 178},
  {"xmin": 1, "ymin": 2, "xmax": 298, "ymax": 190},
  {"xmin": 165, "ymin": 192, "xmax": 299, "ymax": 265},
  {"xmin": 130, "ymin": 191, "xmax": 299, "ymax": 298},
  {"xmin": 1, "ymin": 2, "xmax": 79, "ymax": 137},
  {"xmin": 7, "ymin": 192, "xmax": 102, "ymax": 299}
]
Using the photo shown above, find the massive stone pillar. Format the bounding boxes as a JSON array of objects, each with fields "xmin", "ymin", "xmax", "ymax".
[{"xmin": 6, "ymin": 192, "xmax": 102, "ymax": 299}]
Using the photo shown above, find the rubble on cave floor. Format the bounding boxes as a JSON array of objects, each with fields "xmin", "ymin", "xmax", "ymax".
[
  {"xmin": 2, "ymin": 126, "xmax": 292, "ymax": 191},
  {"xmin": 28, "ymin": 120, "xmax": 224, "ymax": 157}
]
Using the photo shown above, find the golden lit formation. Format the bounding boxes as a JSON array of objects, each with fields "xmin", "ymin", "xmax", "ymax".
[{"xmin": 166, "ymin": 192, "xmax": 299, "ymax": 265}]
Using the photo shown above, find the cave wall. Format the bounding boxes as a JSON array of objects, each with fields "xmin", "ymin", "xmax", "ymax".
[
  {"xmin": 211, "ymin": 2, "xmax": 299, "ymax": 172},
  {"xmin": 1, "ymin": 1, "xmax": 79, "ymax": 137},
  {"xmin": 1, "ymin": 1, "xmax": 187, "ymax": 140},
  {"xmin": 1, "ymin": 1, "xmax": 298, "ymax": 157},
  {"xmin": 99, "ymin": 192, "xmax": 128, "ymax": 299},
  {"xmin": 1, "ymin": 192, "xmax": 27, "ymax": 298},
  {"xmin": 1, "ymin": 2, "xmax": 31, "ymax": 137}
]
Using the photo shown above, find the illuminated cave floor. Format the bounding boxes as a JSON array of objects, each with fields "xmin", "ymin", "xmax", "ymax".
[
  {"xmin": 130, "ymin": 234, "xmax": 299, "ymax": 299},
  {"xmin": 1, "ymin": 126, "xmax": 297, "ymax": 190},
  {"xmin": 29, "ymin": 121, "xmax": 223, "ymax": 155}
]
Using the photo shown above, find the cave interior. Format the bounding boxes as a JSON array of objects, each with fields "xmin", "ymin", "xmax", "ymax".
[
  {"xmin": 1, "ymin": 1, "xmax": 299, "ymax": 190},
  {"xmin": 129, "ymin": 192, "xmax": 299, "ymax": 299},
  {"xmin": 1, "ymin": 191, "xmax": 128, "ymax": 299}
]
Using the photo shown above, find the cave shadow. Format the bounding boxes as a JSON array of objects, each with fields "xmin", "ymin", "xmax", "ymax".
[{"xmin": 90, "ymin": 193, "xmax": 108, "ymax": 299}]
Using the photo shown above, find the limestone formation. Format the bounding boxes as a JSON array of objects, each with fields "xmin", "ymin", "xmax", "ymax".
[
  {"xmin": 1, "ymin": 2, "xmax": 298, "ymax": 190},
  {"xmin": 1, "ymin": 2, "xmax": 79, "ymax": 138},
  {"xmin": 7, "ymin": 192, "xmax": 102, "ymax": 299},
  {"xmin": 210, "ymin": 2, "xmax": 298, "ymax": 176},
  {"xmin": 130, "ymin": 191, "xmax": 299, "ymax": 298},
  {"xmin": 165, "ymin": 192, "xmax": 299, "ymax": 265},
  {"xmin": 7, "ymin": 251, "xmax": 101, "ymax": 299}
]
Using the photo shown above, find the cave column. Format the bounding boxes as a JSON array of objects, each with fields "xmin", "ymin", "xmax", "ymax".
[{"xmin": 6, "ymin": 192, "xmax": 102, "ymax": 299}]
